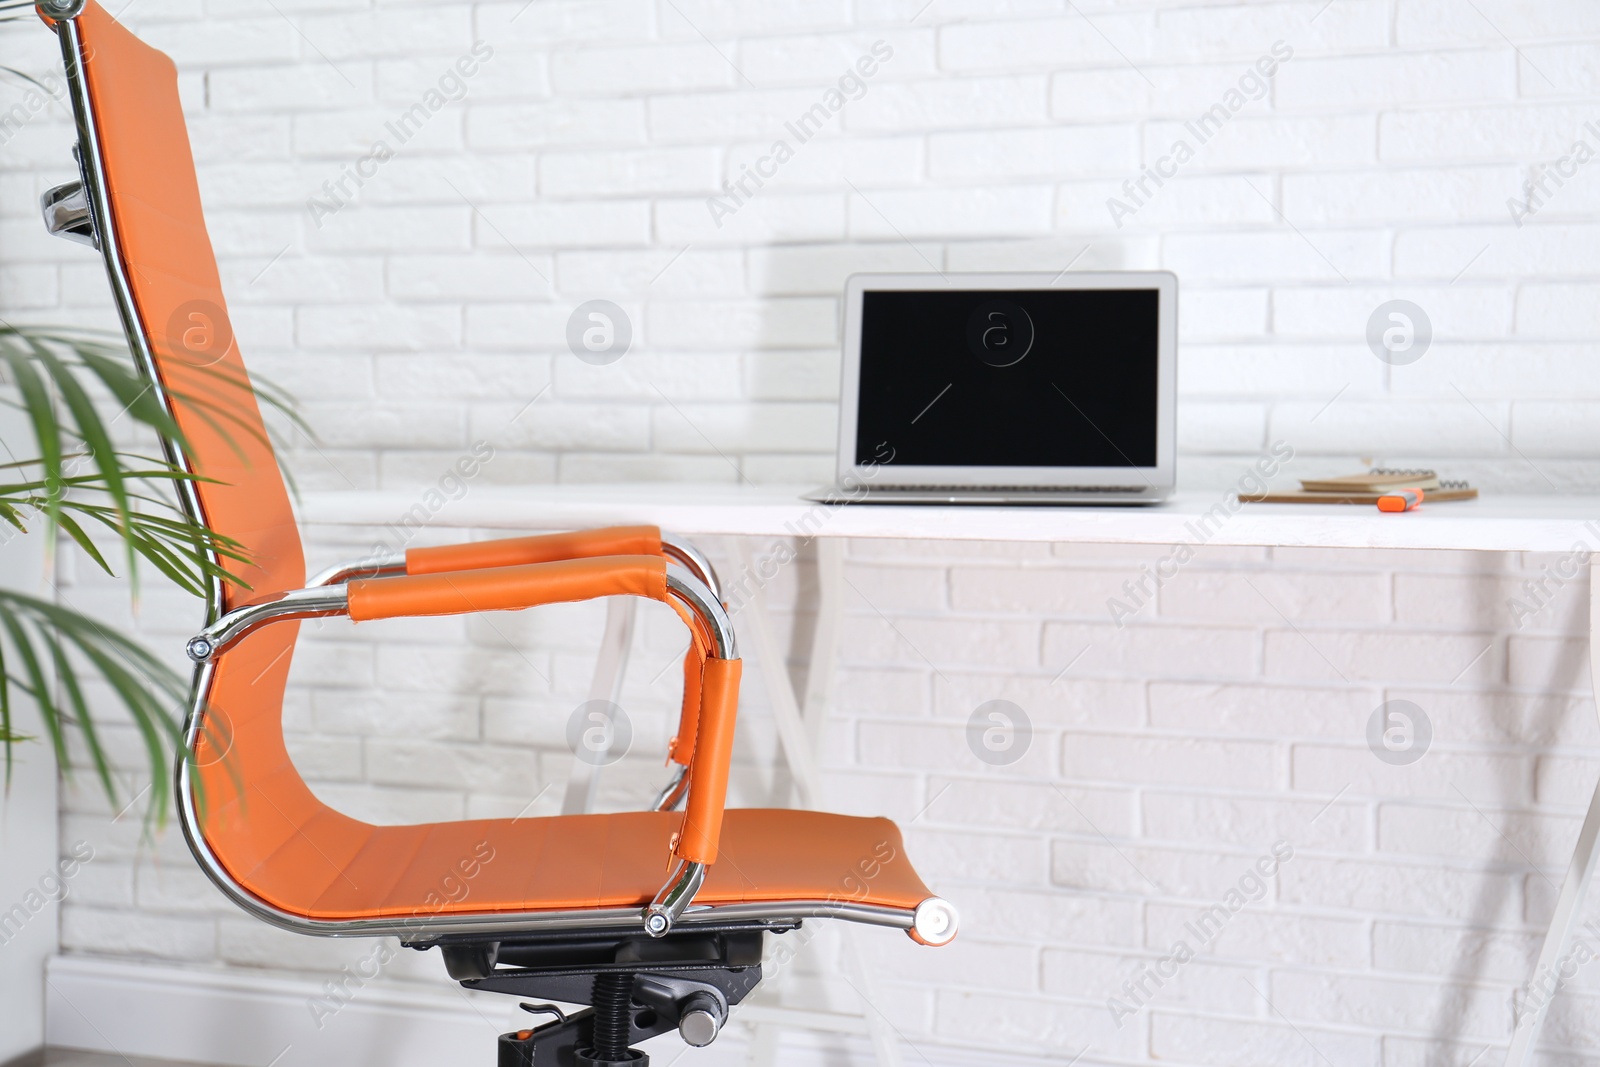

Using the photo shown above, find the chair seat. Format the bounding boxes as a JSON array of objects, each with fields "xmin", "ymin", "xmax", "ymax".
[
  {"xmin": 223, "ymin": 805, "xmax": 933, "ymax": 923},
  {"xmin": 191, "ymin": 632, "xmax": 938, "ymax": 932}
]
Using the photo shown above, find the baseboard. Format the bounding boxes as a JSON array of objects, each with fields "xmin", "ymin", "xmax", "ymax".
[
  {"xmin": 45, "ymin": 956, "xmax": 506, "ymax": 1067},
  {"xmin": 42, "ymin": 956, "xmax": 886, "ymax": 1067},
  {"xmin": 0, "ymin": 1048, "xmax": 45, "ymax": 1067},
  {"xmin": 45, "ymin": 955, "xmax": 1034, "ymax": 1067}
]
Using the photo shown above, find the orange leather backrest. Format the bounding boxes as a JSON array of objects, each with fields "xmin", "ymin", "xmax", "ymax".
[{"xmin": 74, "ymin": 2, "xmax": 304, "ymax": 605}]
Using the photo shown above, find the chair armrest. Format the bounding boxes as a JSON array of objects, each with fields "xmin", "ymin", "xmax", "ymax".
[
  {"xmin": 345, "ymin": 556, "xmax": 740, "ymax": 871},
  {"xmin": 188, "ymin": 553, "xmax": 743, "ymax": 935},
  {"xmin": 675, "ymin": 646, "xmax": 707, "ymax": 758},
  {"xmin": 678, "ymin": 656, "xmax": 739, "ymax": 864},
  {"xmin": 404, "ymin": 525, "xmax": 662, "ymax": 576},
  {"xmin": 402, "ymin": 525, "xmax": 723, "ymax": 603},
  {"xmin": 402, "ymin": 529, "xmax": 723, "ymax": 773},
  {"xmin": 348, "ymin": 554, "xmax": 667, "ymax": 620},
  {"xmin": 311, "ymin": 525, "xmax": 721, "ymax": 775},
  {"xmin": 350, "ymin": 559, "xmax": 736, "ymax": 870},
  {"xmin": 309, "ymin": 526, "xmax": 721, "ymax": 599}
]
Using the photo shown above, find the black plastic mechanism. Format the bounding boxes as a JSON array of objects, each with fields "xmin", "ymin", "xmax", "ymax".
[{"xmin": 410, "ymin": 920, "xmax": 792, "ymax": 1066}]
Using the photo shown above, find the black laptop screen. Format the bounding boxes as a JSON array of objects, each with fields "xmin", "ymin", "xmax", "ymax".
[{"xmin": 853, "ymin": 288, "xmax": 1160, "ymax": 469}]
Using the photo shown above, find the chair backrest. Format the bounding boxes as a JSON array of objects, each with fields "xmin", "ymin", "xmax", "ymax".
[
  {"xmin": 60, "ymin": 2, "xmax": 326, "ymax": 877},
  {"xmin": 68, "ymin": 0, "xmax": 304, "ymax": 607}
]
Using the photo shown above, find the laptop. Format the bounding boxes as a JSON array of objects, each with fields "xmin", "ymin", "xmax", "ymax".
[{"xmin": 807, "ymin": 271, "xmax": 1178, "ymax": 506}]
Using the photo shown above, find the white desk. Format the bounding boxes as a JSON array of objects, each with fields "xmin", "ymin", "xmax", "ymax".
[
  {"xmin": 302, "ymin": 485, "xmax": 1600, "ymax": 1067},
  {"xmin": 304, "ymin": 485, "xmax": 1600, "ymax": 553}
]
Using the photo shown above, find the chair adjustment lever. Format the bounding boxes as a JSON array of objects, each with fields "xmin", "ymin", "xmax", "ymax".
[
  {"xmin": 633, "ymin": 976, "xmax": 728, "ymax": 1048},
  {"xmin": 41, "ymin": 180, "xmax": 97, "ymax": 249}
]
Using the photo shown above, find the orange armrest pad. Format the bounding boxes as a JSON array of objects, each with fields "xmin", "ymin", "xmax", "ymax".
[
  {"xmin": 405, "ymin": 525, "xmax": 663, "ymax": 576},
  {"xmin": 669, "ymin": 640, "xmax": 710, "ymax": 766},
  {"xmin": 348, "ymin": 554, "xmax": 667, "ymax": 622},
  {"xmin": 675, "ymin": 656, "xmax": 741, "ymax": 865}
]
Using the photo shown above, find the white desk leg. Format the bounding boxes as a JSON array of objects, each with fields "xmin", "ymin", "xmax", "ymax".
[
  {"xmin": 843, "ymin": 929, "xmax": 904, "ymax": 1067},
  {"xmin": 734, "ymin": 539, "xmax": 820, "ymax": 809},
  {"xmin": 560, "ymin": 596, "xmax": 637, "ymax": 816},
  {"xmin": 734, "ymin": 537, "xmax": 811, "ymax": 1067},
  {"xmin": 813, "ymin": 539, "xmax": 904, "ymax": 1067},
  {"xmin": 735, "ymin": 538, "xmax": 903, "ymax": 1067},
  {"xmin": 1505, "ymin": 560, "xmax": 1600, "ymax": 1065},
  {"xmin": 802, "ymin": 538, "xmax": 845, "ymax": 760}
]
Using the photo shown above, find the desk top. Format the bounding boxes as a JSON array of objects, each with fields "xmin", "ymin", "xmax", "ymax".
[{"xmin": 298, "ymin": 485, "xmax": 1600, "ymax": 554}]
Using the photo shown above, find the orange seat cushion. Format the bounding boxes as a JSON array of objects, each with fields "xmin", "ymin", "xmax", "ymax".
[{"xmin": 220, "ymin": 805, "xmax": 928, "ymax": 923}]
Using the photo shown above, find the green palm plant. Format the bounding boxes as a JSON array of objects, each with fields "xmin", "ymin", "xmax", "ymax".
[
  {"xmin": 0, "ymin": 322, "xmax": 303, "ymax": 822},
  {"xmin": 0, "ymin": 51, "xmax": 305, "ymax": 822}
]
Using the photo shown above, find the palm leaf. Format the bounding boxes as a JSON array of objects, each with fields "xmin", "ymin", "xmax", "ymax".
[
  {"xmin": 72, "ymin": 347, "xmax": 193, "ymax": 452},
  {"xmin": 0, "ymin": 349, "xmax": 64, "ymax": 556},
  {"xmin": 53, "ymin": 510, "xmax": 112, "ymax": 574},
  {"xmin": 0, "ymin": 589, "xmax": 188, "ymax": 816},
  {"xmin": 43, "ymin": 629, "xmax": 115, "ymax": 805},
  {"xmin": 9, "ymin": 326, "xmax": 308, "ymax": 498},
  {"xmin": 0, "ymin": 606, "xmax": 67, "ymax": 782},
  {"xmin": 0, "ymin": 322, "xmax": 307, "ymax": 820},
  {"xmin": 0, "ymin": 638, "xmax": 12, "ymax": 768},
  {"xmin": 33, "ymin": 345, "xmax": 137, "ymax": 577},
  {"xmin": 2, "ymin": 474, "xmax": 253, "ymax": 595}
]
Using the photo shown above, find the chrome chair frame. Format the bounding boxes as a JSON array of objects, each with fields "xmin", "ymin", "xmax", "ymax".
[
  {"xmin": 178, "ymin": 565, "xmax": 770, "ymax": 941},
  {"xmin": 175, "ymin": 564, "xmax": 954, "ymax": 944},
  {"xmin": 43, "ymin": 0, "xmax": 955, "ymax": 955}
]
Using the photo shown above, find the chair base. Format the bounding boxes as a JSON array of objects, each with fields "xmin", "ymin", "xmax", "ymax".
[{"xmin": 415, "ymin": 920, "xmax": 790, "ymax": 1064}]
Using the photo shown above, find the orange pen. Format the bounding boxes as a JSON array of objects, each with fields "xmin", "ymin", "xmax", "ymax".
[{"xmin": 1376, "ymin": 488, "xmax": 1424, "ymax": 512}]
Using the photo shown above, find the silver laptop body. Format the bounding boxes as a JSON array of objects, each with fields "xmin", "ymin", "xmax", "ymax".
[{"xmin": 810, "ymin": 271, "xmax": 1178, "ymax": 506}]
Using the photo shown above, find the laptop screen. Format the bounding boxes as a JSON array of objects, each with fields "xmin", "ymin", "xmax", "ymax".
[{"xmin": 854, "ymin": 288, "xmax": 1161, "ymax": 469}]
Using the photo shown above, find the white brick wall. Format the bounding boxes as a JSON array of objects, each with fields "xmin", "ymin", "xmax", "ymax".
[
  {"xmin": 8, "ymin": 0, "xmax": 1600, "ymax": 1064},
  {"xmin": 42, "ymin": 532, "xmax": 1600, "ymax": 1066}
]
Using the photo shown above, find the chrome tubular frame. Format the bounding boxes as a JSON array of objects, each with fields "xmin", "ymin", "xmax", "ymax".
[
  {"xmin": 54, "ymin": 8, "xmax": 936, "ymax": 948},
  {"xmin": 644, "ymin": 859, "xmax": 706, "ymax": 937},
  {"xmin": 661, "ymin": 531, "xmax": 722, "ymax": 602},
  {"xmin": 173, "ymin": 562, "xmax": 779, "ymax": 939},
  {"xmin": 651, "ymin": 762, "xmax": 689, "ymax": 812},
  {"xmin": 666, "ymin": 567, "xmax": 737, "ymax": 659},
  {"xmin": 185, "ymin": 586, "xmax": 351, "ymax": 662},
  {"xmin": 306, "ymin": 551, "xmax": 406, "ymax": 588}
]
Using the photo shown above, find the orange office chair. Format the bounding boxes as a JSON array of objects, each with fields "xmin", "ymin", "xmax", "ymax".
[{"xmin": 35, "ymin": 1, "xmax": 957, "ymax": 1062}]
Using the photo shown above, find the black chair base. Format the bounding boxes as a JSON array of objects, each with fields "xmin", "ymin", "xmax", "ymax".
[{"xmin": 411, "ymin": 920, "xmax": 795, "ymax": 1065}]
